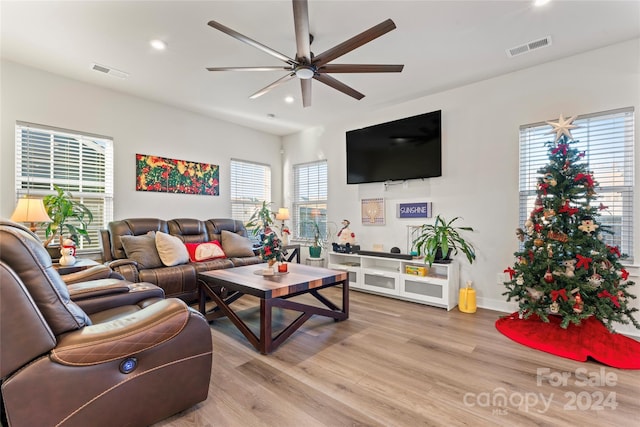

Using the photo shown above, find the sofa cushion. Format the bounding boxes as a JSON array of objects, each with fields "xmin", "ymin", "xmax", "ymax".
[
  {"xmin": 221, "ymin": 230, "xmax": 255, "ymax": 257},
  {"xmin": 156, "ymin": 231, "xmax": 190, "ymax": 266},
  {"xmin": 121, "ymin": 232, "xmax": 163, "ymax": 269},
  {"xmin": 185, "ymin": 241, "xmax": 226, "ymax": 262}
]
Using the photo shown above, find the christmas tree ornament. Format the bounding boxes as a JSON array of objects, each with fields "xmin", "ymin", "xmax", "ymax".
[
  {"xmin": 546, "ymin": 113, "xmax": 578, "ymax": 142},
  {"xmin": 543, "ymin": 173, "xmax": 557, "ymax": 187},
  {"xmin": 617, "ymin": 290, "xmax": 626, "ymax": 302},
  {"xmin": 620, "ymin": 269, "xmax": 630, "ymax": 281},
  {"xmin": 572, "ymin": 293, "xmax": 584, "ymax": 314},
  {"xmin": 558, "ymin": 259, "xmax": 576, "ymax": 277},
  {"xmin": 516, "ymin": 228, "xmax": 525, "ymax": 242},
  {"xmin": 544, "ymin": 268, "xmax": 554, "ymax": 283},
  {"xmin": 575, "ymin": 254, "xmax": 593, "ymax": 270},
  {"xmin": 578, "ymin": 217, "xmax": 599, "ymax": 234},
  {"xmin": 527, "ymin": 287, "xmax": 544, "ymax": 300},
  {"xmin": 534, "ymin": 238, "xmax": 544, "ymax": 247},
  {"xmin": 516, "ymin": 275, "xmax": 524, "ymax": 286},
  {"xmin": 543, "ymin": 209, "xmax": 556, "ymax": 220},
  {"xmin": 588, "ymin": 273, "xmax": 603, "ymax": 287},
  {"xmin": 548, "ymin": 231, "xmax": 569, "ymax": 242},
  {"xmin": 524, "ymin": 219, "xmax": 534, "ymax": 234},
  {"xmin": 549, "ymin": 301, "xmax": 560, "ymax": 314},
  {"xmin": 547, "ymin": 244, "xmax": 553, "ymax": 258}
]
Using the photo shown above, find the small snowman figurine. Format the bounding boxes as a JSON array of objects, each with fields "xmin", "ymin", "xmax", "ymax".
[
  {"xmin": 337, "ymin": 219, "xmax": 356, "ymax": 245},
  {"xmin": 59, "ymin": 238, "xmax": 77, "ymax": 266}
]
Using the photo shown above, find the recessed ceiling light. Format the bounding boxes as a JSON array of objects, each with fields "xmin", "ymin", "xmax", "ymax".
[
  {"xmin": 150, "ymin": 39, "xmax": 167, "ymax": 50},
  {"xmin": 284, "ymin": 96, "xmax": 294, "ymax": 104},
  {"xmin": 534, "ymin": 0, "xmax": 551, "ymax": 6}
]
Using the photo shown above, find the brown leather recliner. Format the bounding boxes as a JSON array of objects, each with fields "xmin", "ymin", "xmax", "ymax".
[{"xmin": 0, "ymin": 221, "xmax": 213, "ymax": 427}]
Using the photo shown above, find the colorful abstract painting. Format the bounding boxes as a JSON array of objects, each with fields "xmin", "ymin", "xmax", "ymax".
[{"xmin": 136, "ymin": 154, "xmax": 219, "ymax": 196}]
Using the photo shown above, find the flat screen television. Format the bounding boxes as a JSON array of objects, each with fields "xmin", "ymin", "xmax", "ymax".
[{"xmin": 346, "ymin": 110, "xmax": 442, "ymax": 184}]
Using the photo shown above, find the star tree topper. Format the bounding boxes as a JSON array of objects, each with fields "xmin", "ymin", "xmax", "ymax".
[{"xmin": 546, "ymin": 113, "xmax": 578, "ymax": 142}]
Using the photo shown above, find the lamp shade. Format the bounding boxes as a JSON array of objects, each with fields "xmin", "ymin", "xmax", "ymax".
[
  {"xmin": 275, "ymin": 208, "xmax": 290, "ymax": 221},
  {"xmin": 11, "ymin": 198, "xmax": 52, "ymax": 231}
]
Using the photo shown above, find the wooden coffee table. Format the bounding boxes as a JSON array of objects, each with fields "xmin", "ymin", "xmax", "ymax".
[{"xmin": 197, "ymin": 263, "xmax": 349, "ymax": 354}]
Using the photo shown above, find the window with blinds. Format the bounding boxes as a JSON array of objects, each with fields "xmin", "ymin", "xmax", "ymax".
[
  {"xmin": 230, "ymin": 159, "xmax": 272, "ymax": 227},
  {"xmin": 293, "ymin": 160, "xmax": 328, "ymax": 241},
  {"xmin": 15, "ymin": 122, "xmax": 114, "ymax": 252},
  {"xmin": 519, "ymin": 107, "xmax": 634, "ymax": 261}
]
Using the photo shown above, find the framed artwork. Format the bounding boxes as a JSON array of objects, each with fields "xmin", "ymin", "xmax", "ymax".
[
  {"xmin": 361, "ymin": 198, "xmax": 385, "ymax": 225},
  {"xmin": 136, "ymin": 154, "xmax": 219, "ymax": 196}
]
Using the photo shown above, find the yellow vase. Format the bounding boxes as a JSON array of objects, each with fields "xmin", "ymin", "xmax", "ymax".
[{"xmin": 459, "ymin": 282, "xmax": 477, "ymax": 313}]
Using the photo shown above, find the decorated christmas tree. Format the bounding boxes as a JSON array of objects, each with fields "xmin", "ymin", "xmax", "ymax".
[{"xmin": 503, "ymin": 114, "xmax": 638, "ymax": 331}]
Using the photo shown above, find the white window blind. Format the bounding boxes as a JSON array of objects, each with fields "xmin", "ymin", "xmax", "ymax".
[
  {"xmin": 293, "ymin": 160, "xmax": 328, "ymax": 241},
  {"xmin": 519, "ymin": 107, "xmax": 634, "ymax": 261},
  {"xmin": 230, "ymin": 159, "xmax": 271, "ymax": 225},
  {"xmin": 15, "ymin": 122, "xmax": 114, "ymax": 252}
]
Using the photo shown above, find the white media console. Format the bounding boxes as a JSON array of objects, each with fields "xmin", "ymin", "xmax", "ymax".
[{"xmin": 327, "ymin": 251, "xmax": 459, "ymax": 310}]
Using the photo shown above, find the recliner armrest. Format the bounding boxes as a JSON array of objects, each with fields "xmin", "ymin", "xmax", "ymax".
[
  {"xmin": 106, "ymin": 259, "xmax": 138, "ymax": 268},
  {"xmin": 61, "ymin": 264, "xmax": 121, "ymax": 285},
  {"xmin": 66, "ymin": 278, "xmax": 131, "ymax": 300},
  {"xmin": 51, "ymin": 298, "xmax": 190, "ymax": 366}
]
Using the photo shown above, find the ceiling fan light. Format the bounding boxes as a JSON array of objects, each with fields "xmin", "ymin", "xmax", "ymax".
[{"xmin": 295, "ymin": 66, "xmax": 315, "ymax": 80}]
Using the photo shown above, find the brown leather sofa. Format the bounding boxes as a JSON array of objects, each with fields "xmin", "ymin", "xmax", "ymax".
[
  {"xmin": 0, "ymin": 221, "xmax": 213, "ymax": 427},
  {"xmin": 100, "ymin": 218, "xmax": 262, "ymax": 302}
]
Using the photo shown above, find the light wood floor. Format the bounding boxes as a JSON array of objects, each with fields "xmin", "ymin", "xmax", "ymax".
[{"xmin": 154, "ymin": 287, "xmax": 640, "ymax": 427}]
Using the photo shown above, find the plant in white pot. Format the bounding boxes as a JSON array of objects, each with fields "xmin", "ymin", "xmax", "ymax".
[
  {"xmin": 42, "ymin": 185, "xmax": 93, "ymax": 258},
  {"xmin": 412, "ymin": 215, "xmax": 476, "ymax": 267}
]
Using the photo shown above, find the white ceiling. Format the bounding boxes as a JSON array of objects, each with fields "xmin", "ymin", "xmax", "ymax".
[{"xmin": 2, "ymin": 1, "xmax": 639, "ymax": 136}]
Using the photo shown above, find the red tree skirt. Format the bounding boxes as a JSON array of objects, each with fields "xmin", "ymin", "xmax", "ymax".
[{"xmin": 495, "ymin": 312, "xmax": 640, "ymax": 369}]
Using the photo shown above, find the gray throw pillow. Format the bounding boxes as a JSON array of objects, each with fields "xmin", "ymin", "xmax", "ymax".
[
  {"xmin": 155, "ymin": 231, "xmax": 190, "ymax": 266},
  {"xmin": 221, "ymin": 230, "xmax": 255, "ymax": 257},
  {"xmin": 120, "ymin": 231, "xmax": 164, "ymax": 269}
]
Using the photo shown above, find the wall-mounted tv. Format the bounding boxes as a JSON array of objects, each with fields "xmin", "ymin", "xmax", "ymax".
[{"xmin": 346, "ymin": 110, "xmax": 442, "ymax": 184}]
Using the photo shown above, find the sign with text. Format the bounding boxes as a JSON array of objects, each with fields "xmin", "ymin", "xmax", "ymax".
[{"xmin": 397, "ymin": 202, "xmax": 432, "ymax": 219}]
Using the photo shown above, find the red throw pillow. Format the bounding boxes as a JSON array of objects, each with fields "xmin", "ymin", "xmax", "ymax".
[{"xmin": 184, "ymin": 241, "xmax": 226, "ymax": 262}]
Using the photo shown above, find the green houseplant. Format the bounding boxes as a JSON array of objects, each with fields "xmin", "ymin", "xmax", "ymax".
[
  {"xmin": 308, "ymin": 220, "xmax": 322, "ymax": 258},
  {"xmin": 42, "ymin": 185, "xmax": 93, "ymax": 249},
  {"xmin": 245, "ymin": 201, "xmax": 275, "ymax": 237},
  {"xmin": 412, "ymin": 215, "xmax": 476, "ymax": 267}
]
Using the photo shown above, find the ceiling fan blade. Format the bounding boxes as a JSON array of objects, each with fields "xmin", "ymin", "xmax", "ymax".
[
  {"xmin": 313, "ymin": 74, "xmax": 364, "ymax": 100},
  {"xmin": 249, "ymin": 73, "xmax": 296, "ymax": 99},
  {"xmin": 318, "ymin": 64, "xmax": 404, "ymax": 73},
  {"xmin": 207, "ymin": 66, "xmax": 293, "ymax": 72},
  {"xmin": 312, "ymin": 19, "xmax": 397, "ymax": 67},
  {"xmin": 208, "ymin": 20, "xmax": 297, "ymax": 65},
  {"xmin": 300, "ymin": 78, "xmax": 312, "ymax": 108},
  {"xmin": 292, "ymin": 0, "xmax": 311, "ymax": 62}
]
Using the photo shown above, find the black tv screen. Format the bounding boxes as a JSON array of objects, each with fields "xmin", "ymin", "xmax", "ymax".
[{"xmin": 346, "ymin": 110, "xmax": 442, "ymax": 184}]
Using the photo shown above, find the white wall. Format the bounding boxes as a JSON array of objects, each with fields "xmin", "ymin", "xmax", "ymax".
[
  {"xmin": 282, "ymin": 38, "xmax": 640, "ymax": 335},
  {"xmin": 1, "ymin": 60, "xmax": 282, "ymax": 221}
]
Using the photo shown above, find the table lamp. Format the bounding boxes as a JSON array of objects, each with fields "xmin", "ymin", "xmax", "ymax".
[
  {"xmin": 11, "ymin": 197, "xmax": 52, "ymax": 232},
  {"xmin": 275, "ymin": 208, "xmax": 290, "ymax": 245}
]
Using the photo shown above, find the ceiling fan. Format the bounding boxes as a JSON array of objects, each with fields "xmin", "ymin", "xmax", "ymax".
[{"xmin": 206, "ymin": 0, "xmax": 404, "ymax": 107}]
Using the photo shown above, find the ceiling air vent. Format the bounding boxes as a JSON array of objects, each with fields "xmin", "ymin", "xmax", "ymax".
[
  {"xmin": 506, "ymin": 35, "xmax": 552, "ymax": 58},
  {"xmin": 91, "ymin": 63, "xmax": 129, "ymax": 79}
]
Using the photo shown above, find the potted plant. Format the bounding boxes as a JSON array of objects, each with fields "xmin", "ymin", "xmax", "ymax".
[
  {"xmin": 42, "ymin": 185, "xmax": 93, "ymax": 257},
  {"xmin": 245, "ymin": 201, "xmax": 275, "ymax": 238},
  {"xmin": 412, "ymin": 215, "xmax": 476, "ymax": 266},
  {"xmin": 308, "ymin": 221, "xmax": 322, "ymax": 258}
]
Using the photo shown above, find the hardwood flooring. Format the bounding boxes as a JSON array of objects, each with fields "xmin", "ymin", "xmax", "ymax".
[{"xmin": 154, "ymin": 288, "xmax": 640, "ymax": 427}]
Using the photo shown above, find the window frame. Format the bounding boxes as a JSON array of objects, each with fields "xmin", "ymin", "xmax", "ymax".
[
  {"xmin": 14, "ymin": 121, "xmax": 114, "ymax": 253},
  {"xmin": 518, "ymin": 107, "xmax": 634, "ymax": 262},
  {"xmin": 230, "ymin": 158, "xmax": 272, "ymax": 230},
  {"xmin": 292, "ymin": 160, "xmax": 328, "ymax": 243}
]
